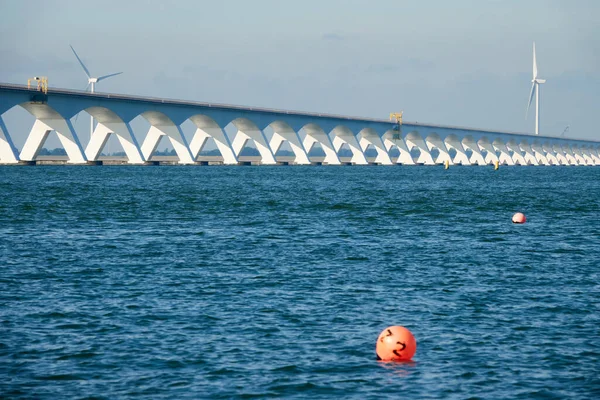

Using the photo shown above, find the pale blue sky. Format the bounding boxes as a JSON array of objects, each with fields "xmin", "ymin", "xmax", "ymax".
[{"xmin": 1, "ymin": 0, "xmax": 599, "ymax": 144}]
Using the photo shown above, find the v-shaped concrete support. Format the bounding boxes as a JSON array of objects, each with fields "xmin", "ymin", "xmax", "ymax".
[
  {"xmin": 270, "ymin": 129, "xmax": 310, "ymax": 165},
  {"xmin": 0, "ymin": 116, "xmax": 19, "ymax": 163},
  {"xmin": 189, "ymin": 126, "xmax": 238, "ymax": 164},
  {"xmin": 20, "ymin": 118, "xmax": 86, "ymax": 163},
  {"xmin": 141, "ymin": 125, "xmax": 195, "ymax": 164},
  {"xmin": 85, "ymin": 122, "xmax": 145, "ymax": 164},
  {"xmin": 332, "ymin": 134, "xmax": 368, "ymax": 165}
]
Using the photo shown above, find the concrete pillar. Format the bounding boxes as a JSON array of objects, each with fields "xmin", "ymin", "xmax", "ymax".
[
  {"xmin": 189, "ymin": 128, "xmax": 210, "ymax": 159},
  {"xmin": 477, "ymin": 141, "xmax": 499, "ymax": 165},
  {"xmin": 358, "ymin": 133, "xmax": 392, "ymax": 165},
  {"xmin": 303, "ymin": 127, "xmax": 340, "ymax": 165},
  {"xmin": 493, "ymin": 141, "xmax": 515, "ymax": 166},
  {"xmin": 332, "ymin": 134, "xmax": 368, "ymax": 165},
  {"xmin": 86, "ymin": 121, "xmax": 144, "ymax": 164},
  {"xmin": 444, "ymin": 136, "xmax": 470, "ymax": 165},
  {"xmin": 573, "ymin": 147, "xmax": 592, "ymax": 166},
  {"xmin": 469, "ymin": 148, "xmax": 487, "ymax": 166},
  {"xmin": 20, "ymin": 118, "xmax": 86, "ymax": 163},
  {"xmin": 270, "ymin": 129, "xmax": 310, "ymax": 165},
  {"xmin": 541, "ymin": 143, "xmax": 559, "ymax": 165},
  {"xmin": 506, "ymin": 141, "xmax": 527, "ymax": 165},
  {"xmin": 425, "ymin": 135, "xmax": 452, "ymax": 164},
  {"xmin": 587, "ymin": 147, "xmax": 600, "ymax": 165},
  {"xmin": 520, "ymin": 142, "xmax": 540, "ymax": 166},
  {"xmin": 462, "ymin": 137, "xmax": 486, "ymax": 165},
  {"xmin": 551, "ymin": 145, "xmax": 569, "ymax": 165},
  {"xmin": 562, "ymin": 145, "xmax": 579, "ymax": 165},
  {"xmin": 383, "ymin": 135, "xmax": 415, "ymax": 165},
  {"xmin": 405, "ymin": 134, "xmax": 434, "ymax": 165},
  {"xmin": 0, "ymin": 116, "xmax": 19, "ymax": 163},
  {"xmin": 572, "ymin": 147, "xmax": 587, "ymax": 165},
  {"xmin": 189, "ymin": 127, "xmax": 238, "ymax": 164},
  {"xmin": 230, "ymin": 129, "xmax": 276, "ymax": 164},
  {"xmin": 141, "ymin": 124, "xmax": 195, "ymax": 164}
]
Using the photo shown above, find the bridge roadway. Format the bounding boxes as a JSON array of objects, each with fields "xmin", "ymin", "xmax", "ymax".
[{"xmin": 1, "ymin": 83, "xmax": 599, "ymax": 166}]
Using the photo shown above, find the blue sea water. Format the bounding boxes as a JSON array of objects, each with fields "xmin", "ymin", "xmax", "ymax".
[{"xmin": 0, "ymin": 165, "xmax": 599, "ymax": 399}]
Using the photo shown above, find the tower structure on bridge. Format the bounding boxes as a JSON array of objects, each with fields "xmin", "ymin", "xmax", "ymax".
[{"xmin": 526, "ymin": 42, "xmax": 546, "ymax": 135}]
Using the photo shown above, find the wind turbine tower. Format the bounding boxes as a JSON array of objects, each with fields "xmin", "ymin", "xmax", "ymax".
[
  {"xmin": 70, "ymin": 45, "xmax": 122, "ymax": 141},
  {"xmin": 526, "ymin": 42, "xmax": 546, "ymax": 135}
]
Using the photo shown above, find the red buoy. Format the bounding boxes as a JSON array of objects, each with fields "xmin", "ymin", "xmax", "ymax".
[
  {"xmin": 512, "ymin": 212, "xmax": 526, "ymax": 224},
  {"xmin": 376, "ymin": 326, "xmax": 416, "ymax": 361}
]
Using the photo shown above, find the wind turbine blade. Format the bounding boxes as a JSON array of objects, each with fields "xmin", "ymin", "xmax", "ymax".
[
  {"xmin": 526, "ymin": 82, "xmax": 536, "ymax": 118},
  {"xmin": 97, "ymin": 72, "xmax": 123, "ymax": 82},
  {"xmin": 70, "ymin": 45, "xmax": 91, "ymax": 79},
  {"xmin": 532, "ymin": 42, "xmax": 538, "ymax": 79}
]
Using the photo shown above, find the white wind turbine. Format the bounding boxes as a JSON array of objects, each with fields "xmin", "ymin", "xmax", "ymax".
[
  {"xmin": 70, "ymin": 45, "xmax": 122, "ymax": 141},
  {"xmin": 526, "ymin": 42, "xmax": 546, "ymax": 135}
]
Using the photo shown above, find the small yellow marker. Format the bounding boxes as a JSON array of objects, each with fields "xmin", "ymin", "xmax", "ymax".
[
  {"xmin": 444, "ymin": 159, "xmax": 450, "ymax": 169},
  {"xmin": 494, "ymin": 160, "xmax": 499, "ymax": 170}
]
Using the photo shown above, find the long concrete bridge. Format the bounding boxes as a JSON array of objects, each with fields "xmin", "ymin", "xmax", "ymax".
[{"xmin": 0, "ymin": 83, "xmax": 598, "ymax": 166}]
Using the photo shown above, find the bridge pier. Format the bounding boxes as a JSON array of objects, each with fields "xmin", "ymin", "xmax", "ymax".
[
  {"xmin": 20, "ymin": 118, "xmax": 87, "ymax": 163},
  {"xmin": 530, "ymin": 143, "xmax": 550, "ymax": 165},
  {"xmin": 358, "ymin": 130, "xmax": 393, "ymax": 165},
  {"xmin": 583, "ymin": 150, "xmax": 594, "ymax": 165},
  {"xmin": 456, "ymin": 136, "xmax": 482, "ymax": 165},
  {"xmin": 587, "ymin": 148, "xmax": 600, "ymax": 165},
  {"xmin": 382, "ymin": 133, "xmax": 414, "ymax": 165},
  {"xmin": 551, "ymin": 145, "xmax": 569, "ymax": 165},
  {"xmin": 468, "ymin": 146, "xmax": 487, "ymax": 166},
  {"xmin": 562, "ymin": 145, "xmax": 579, "ymax": 165},
  {"xmin": 270, "ymin": 129, "xmax": 310, "ymax": 165},
  {"xmin": 303, "ymin": 127, "xmax": 340, "ymax": 165},
  {"xmin": 0, "ymin": 116, "xmax": 19, "ymax": 164},
  {"xmin": 520, "ymin": 142, "xmax": 540, "ymax": 165},
  {"xmin": 332, "ymin": 130, "xmax": 368, "ymax": 165},
  {"xmin": 542, "ymin": 144, "xmax": 559, "ymax": 165},
  {"xmin": 505, "ymin": 140, "xmax": 527, "ymax": 165},
  {"xmin": 570, "ymin": 146, "xmax": 586, "ymax": 165},
  {"xmin": 585, "ymin": 148, "xmax": 597, "ymax": 165},
  {"xmin": 189, "ymin": 128, "xmax": 210, "ymax": 160},
  {"xmin": 86, "ymin": 121, "xmax": 144, "ymax": 164},
  {"xmin": 492, "ymin": 141, "xmax": 514, "ymax": 166},
  {"xmin": 189, "ymin": 126, "xmax": 238, "ymax": 165},
  {"xmin": 405, "ymin": 133, "xmax": 435, "ymax": 165},
  {"xmin": 231, "ymin": 129, "xmax": 276, "ymax": 165},
  {"xmin": 477, "ymin": 141, "xmax": 498, "ymax": 165},
  {"xmin": 444, "ymin": 136, "xmax": 470, "ymax": 165},
  {"xmin": 141, "ymin": 125, "xmax": 195, "ymax": 164},
  {"xmin": 425, "ymin": 135, "xmax": 452, "ymax": 165},
  {"xmin": 573, "ymin": 146, "xmax": 592, "ymax": 166}
]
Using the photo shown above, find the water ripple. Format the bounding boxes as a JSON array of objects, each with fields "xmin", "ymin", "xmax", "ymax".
[{"xmin": 0, "ymin": 166, "xmax": 599, "ymax": 398}]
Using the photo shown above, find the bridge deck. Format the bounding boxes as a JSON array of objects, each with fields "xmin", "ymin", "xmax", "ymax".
[{"xmin": 1, "ymin": 82, "xmax": 595, "ymax": 142}]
